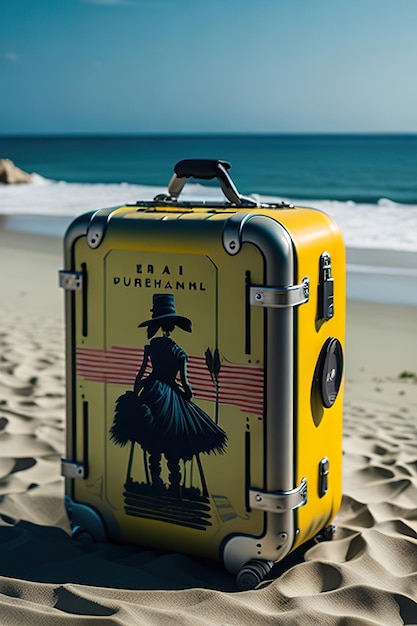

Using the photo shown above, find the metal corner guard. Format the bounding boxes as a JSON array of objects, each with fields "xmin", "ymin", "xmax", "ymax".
[
  {"xmin": 249, "ymin": 478, "xmax": 308, "ymax": 513},
  {"xmin": 86, "ymin": 206, "xmax": 121, "ymax": 249}
]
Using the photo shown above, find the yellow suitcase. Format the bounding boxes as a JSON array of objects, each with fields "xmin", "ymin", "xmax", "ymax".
[{"xmin": 60, "ymin": 160, "xmax": 345, "ymax": 589}]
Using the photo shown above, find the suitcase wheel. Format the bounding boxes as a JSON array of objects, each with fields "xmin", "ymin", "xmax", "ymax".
[
  {"xmin": 65, "ymin": 496, "xmax": 107, "ymax": 543},
  {"xmin": 72, "ymin": 525, "xmax": 94, "ymax": 543},
  {"xmin": 236, "ymin": 559, "xmax": 274, "ymax": 591},
  {"xmin": 314, "ymin": 524, "xmax": 336, "ymax": 543}
]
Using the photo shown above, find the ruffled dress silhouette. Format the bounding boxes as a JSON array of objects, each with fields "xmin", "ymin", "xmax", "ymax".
[
  {"xmin": 111, "ymin": 335, "xmax": 227, "ymax": 460},
  {"xmin": 110, "ymin": 293, "xmax": 227, "ymax": 499}
]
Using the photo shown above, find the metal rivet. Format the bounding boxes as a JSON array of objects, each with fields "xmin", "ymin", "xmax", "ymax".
[
  {"xmin": 255, "ymin": 494, "xmax": 262, "ymax": 502},
  {"xmin": 229, "ymin": 240, "xmax": 236, "ymax": 250},
  {"xmin": 255, "ymin": 292, "xmax": 263, "ymax": 301}
]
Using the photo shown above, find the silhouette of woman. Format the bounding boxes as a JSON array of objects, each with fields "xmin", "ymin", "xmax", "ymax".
[{"xmin": 110, "ymin": 294, "xmax": 227, "ymax": 498}]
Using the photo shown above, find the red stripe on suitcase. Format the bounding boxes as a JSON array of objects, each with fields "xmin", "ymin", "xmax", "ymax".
[{"xmin": 76, "ymin": 346, "xmax": 264, "ymax": 415}]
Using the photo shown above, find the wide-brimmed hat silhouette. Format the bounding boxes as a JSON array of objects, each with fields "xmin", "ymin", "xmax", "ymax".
[{"xmin": 138, "ymin": 294, "xmax": 192, "ymax": 333}]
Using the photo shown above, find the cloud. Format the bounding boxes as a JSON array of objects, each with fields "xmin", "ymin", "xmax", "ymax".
[
  {"xmin": 84, "ymin": 0, "xmax": 136, "ymax": 5},
  {"xmin": 4, "ymin": 52, "xmax": 19, "ymax": 62},
  {"xmin": 84, "ymin": 0, "xmax": 169, "ymax": 6}
]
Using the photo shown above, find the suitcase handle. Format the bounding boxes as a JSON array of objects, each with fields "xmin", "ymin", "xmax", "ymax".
[{"xmin": 167, "ymin": 159, "xmax": 255, "ymax": 206}]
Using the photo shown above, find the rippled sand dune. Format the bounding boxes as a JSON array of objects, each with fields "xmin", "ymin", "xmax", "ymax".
[{"xmin": 0, "ymin": 227, "xmax": 416, "ymax": 625}]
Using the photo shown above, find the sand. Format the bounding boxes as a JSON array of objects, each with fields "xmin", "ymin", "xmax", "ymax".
[{"xmin": 0, "ymin": 224, "xmax": 416, "ymax": 625}]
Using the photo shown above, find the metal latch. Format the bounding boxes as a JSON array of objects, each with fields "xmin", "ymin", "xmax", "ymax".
[
  {"xmin": 59, "ymin": 270, "xmax": 83, "ymax": 291},
  {"xmin": 318, "ymin": 457, "xmax": 330, "ymax": 497},
  {"xmin": 61, "ymin": 459, "xmax": 85, "ymax": 479},
  {"xmin": 250, "ymin": 278, "xmax": 309, "ymax": 308},
  {"xmin": 249, "ymin": 478, "xmax": 308, "ymax": 513},
  {"xmin": 318, "ymin": 252, "xmax": 334, "ymax": 320}
]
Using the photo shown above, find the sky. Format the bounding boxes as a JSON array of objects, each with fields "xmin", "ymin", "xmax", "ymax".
[{"xmin": 1, "ymin": 0, "xmax": 417, "ymax": 134}]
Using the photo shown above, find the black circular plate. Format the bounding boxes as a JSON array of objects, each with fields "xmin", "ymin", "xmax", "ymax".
[{"xmin": 317, "ymin": 337, "xmax": 344, "ymax": 408}]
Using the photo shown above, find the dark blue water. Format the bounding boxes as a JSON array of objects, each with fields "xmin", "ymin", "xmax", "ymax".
[{"xmin": 1, "ymin": 134, "xmax": 417, "ymax": 204}]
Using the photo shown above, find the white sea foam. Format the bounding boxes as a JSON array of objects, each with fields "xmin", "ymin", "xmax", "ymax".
[
  {"xmin": 297, "ymin": 197, "xmax": 417, "ymax": 252},
  {"xmin": 1, "ymin": 176, "xmax": 417, "ymax": 253}
]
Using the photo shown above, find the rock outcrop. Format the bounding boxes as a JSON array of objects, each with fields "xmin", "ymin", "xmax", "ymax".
[{"xmin": 0, "ymin": 158, "xmax": 33, "ymax": 184}]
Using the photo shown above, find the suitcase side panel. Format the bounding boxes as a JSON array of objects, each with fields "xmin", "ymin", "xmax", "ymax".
[
  {"xmin": 277, "ymin": 208, "xmax": 345, "ymax": 549},
  {"xmin": 229, "ymin": 207, "xmax": 345, "ymax": 562},
  {"xmin": 67, "ymin": 212, "xmax": 273, "ymax": 561}
]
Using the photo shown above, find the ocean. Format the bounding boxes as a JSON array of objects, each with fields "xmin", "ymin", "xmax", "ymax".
[{"xmin": 1, "ymin": 134, "xmax": 417, "ymax": 252}]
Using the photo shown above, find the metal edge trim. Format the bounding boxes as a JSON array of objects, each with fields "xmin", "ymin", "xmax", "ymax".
[
  {"xmin": 62, "ymin": 212, "xmax": 95, "ymax": 496},
  {"xmin": 222, "ymin": 214, "xmax": 298, "ymax": 567}
]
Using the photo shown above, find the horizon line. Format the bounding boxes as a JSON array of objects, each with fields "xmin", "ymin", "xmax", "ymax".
[{"xmin": 2, "ymin": 131, "xmax": 417, "ymax": 139}]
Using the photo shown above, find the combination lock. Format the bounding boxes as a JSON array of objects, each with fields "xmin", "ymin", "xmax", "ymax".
[{"xmin": 318, "ymin": 252, "xmax": 334, "ymax": 321}]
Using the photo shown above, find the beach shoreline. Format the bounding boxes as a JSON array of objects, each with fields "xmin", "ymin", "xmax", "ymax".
[{"xmin": 0, "ymin": 224, "xmax": 416, "ymax": 624}]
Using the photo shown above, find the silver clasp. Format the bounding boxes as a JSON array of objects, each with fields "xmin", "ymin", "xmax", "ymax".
[
  {"xmin": 250, "ymin": 277, "xmax": 309, "ymax": 308},
  {"xmin": 59, "ymin": 271, "xmax": 83, "ymax": 291},
  {"xmin": 249, "ymin": 478, "xmax": 308, "ymax": 513},
  {"xmin": 61, "ymin": 459, "xmax": 85, "ymax": 479}
]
